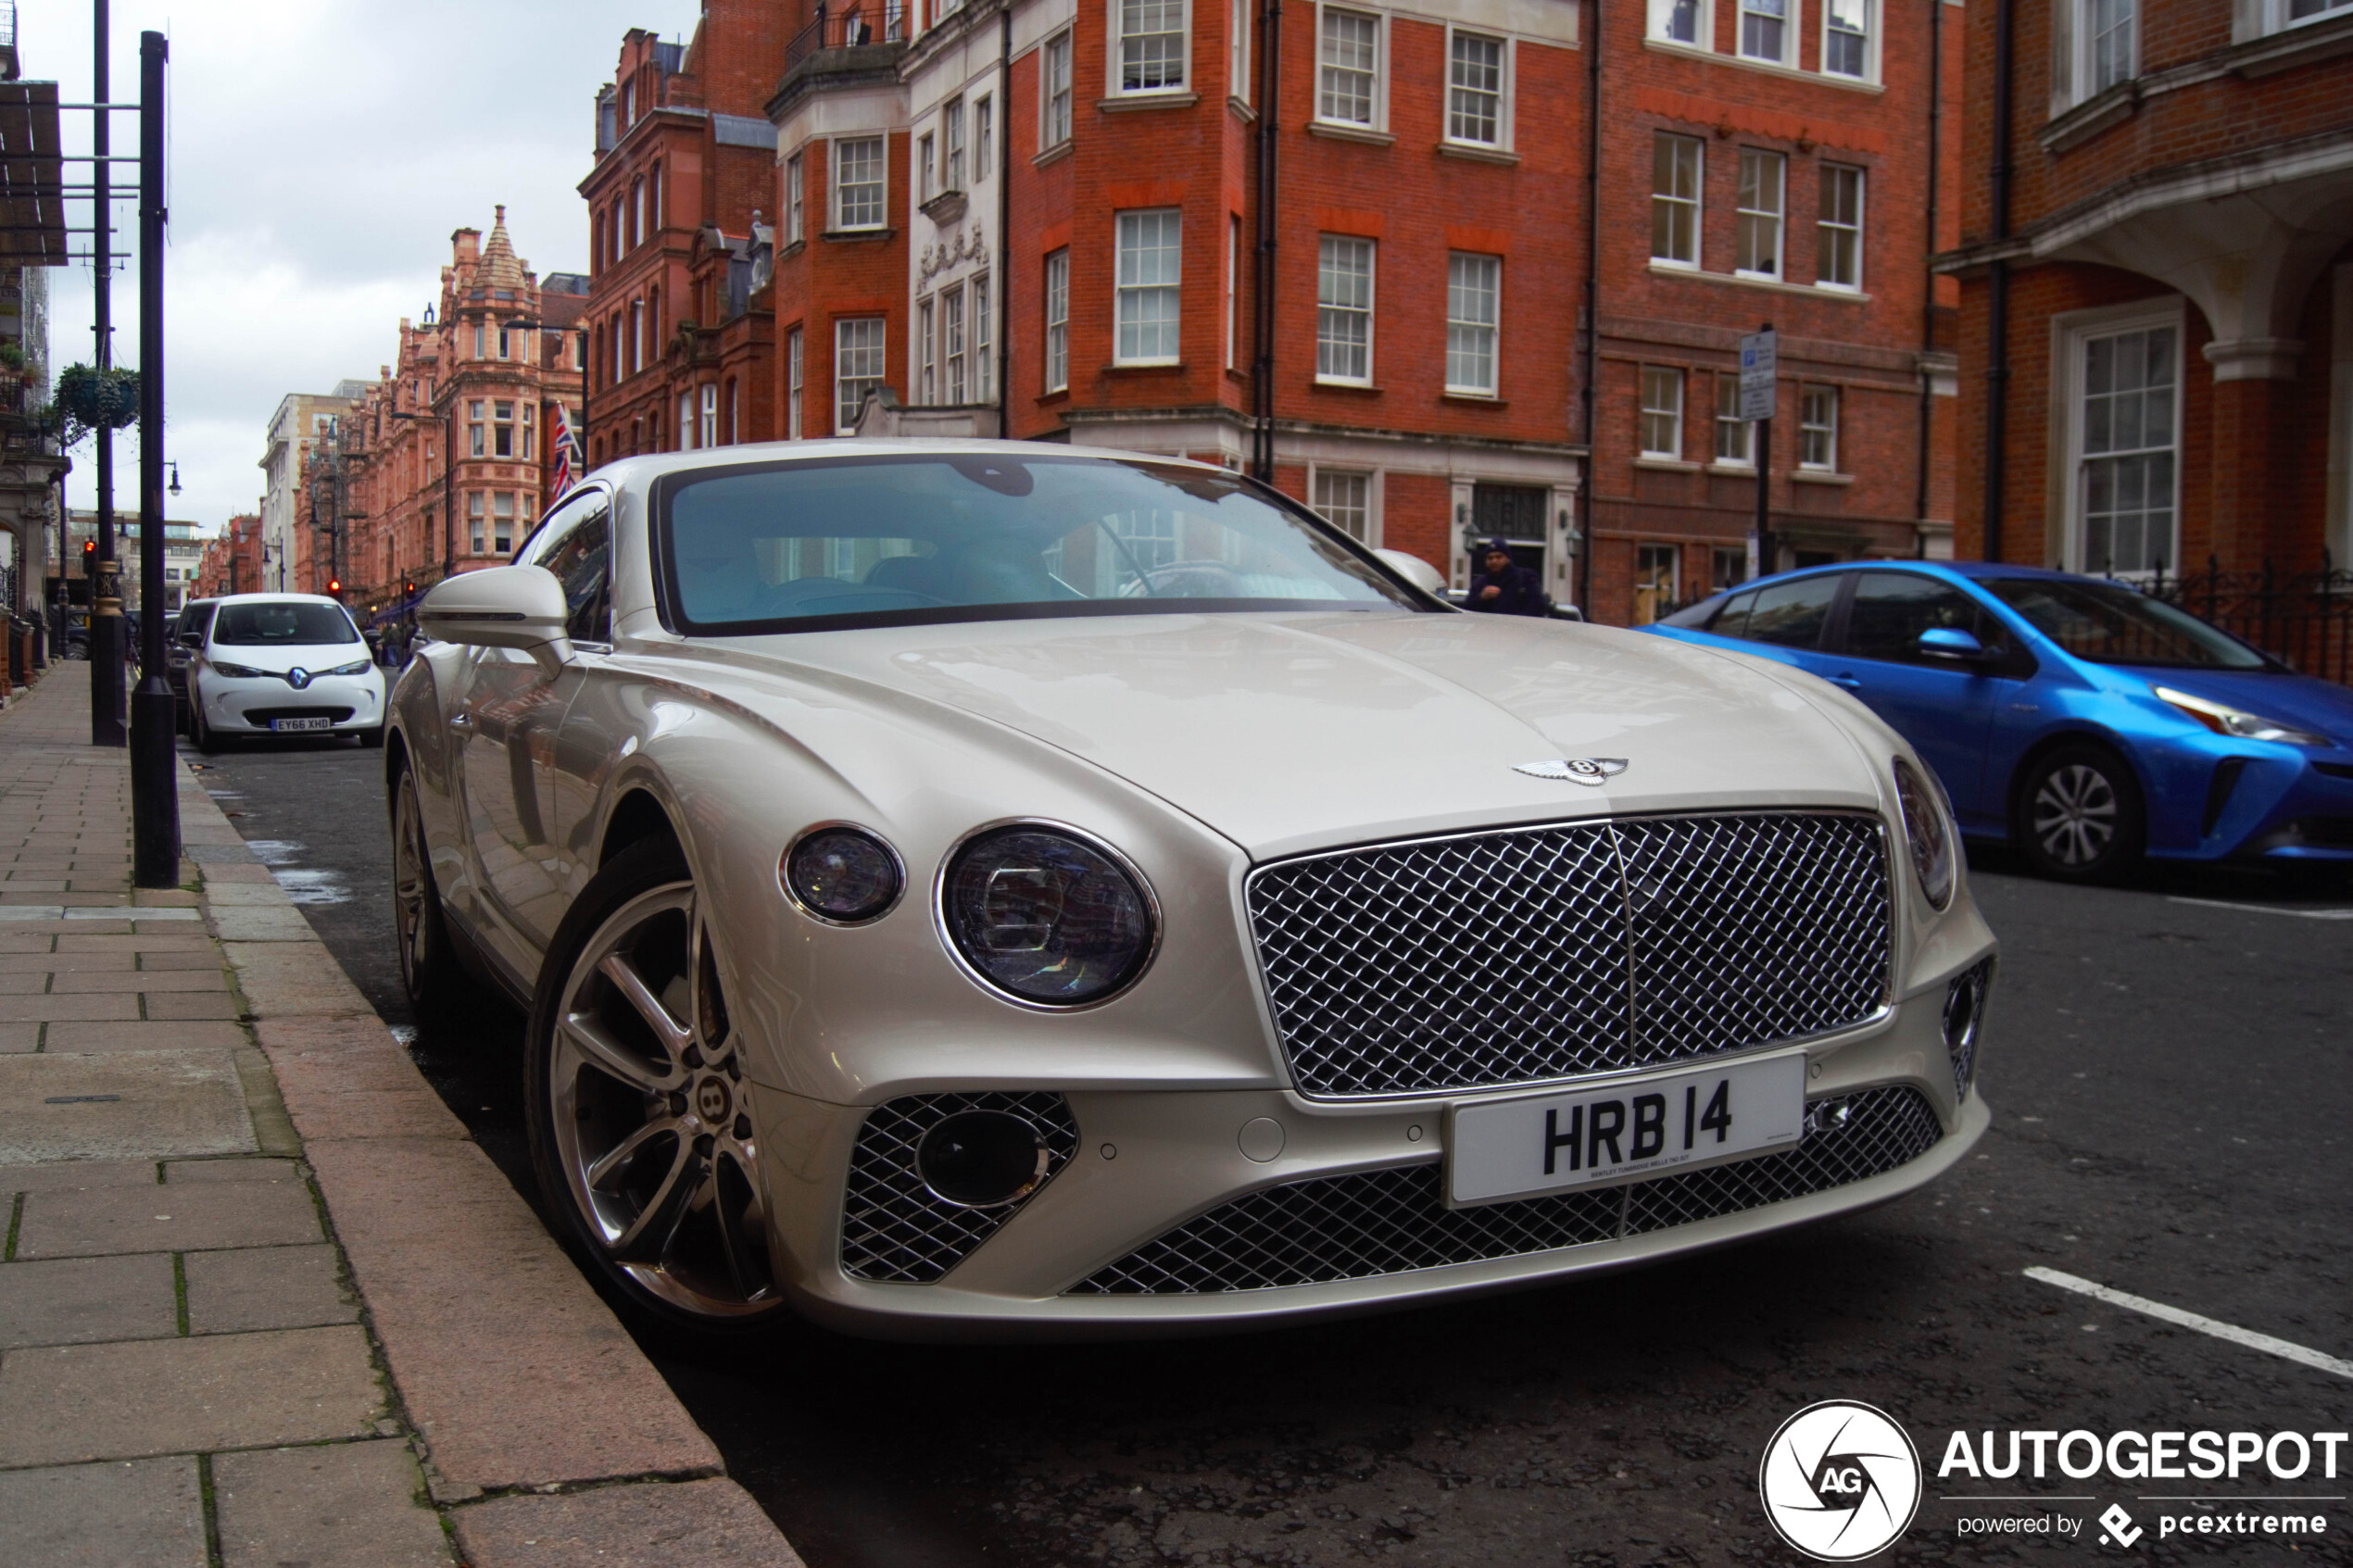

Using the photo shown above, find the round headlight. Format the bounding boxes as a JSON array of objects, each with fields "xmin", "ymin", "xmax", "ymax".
[
  {"xmin": 940, "ymin": 825, "xmax": 1156, "ymax": 1005},
  {"xmin": 1892, "ymin": 758, "xmax": 1955, "ymax": 910},
  {"xmin": 782, "ymin": 825, "xmax": 903, "ymax": 923}
]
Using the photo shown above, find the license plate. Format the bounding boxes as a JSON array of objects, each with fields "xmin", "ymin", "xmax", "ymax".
[
  {"xmin": 1447, "ymin": 1052, "xmax": 1806, "ymax": 1206},
  {"xmin": 270, "ymin": 718, "xmax": 331, "ymax": 734}
]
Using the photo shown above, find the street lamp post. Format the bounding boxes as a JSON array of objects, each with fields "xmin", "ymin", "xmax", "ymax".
[{"xmin": 128, "ymin": 30, "xmax": 178, "ymax": 887}]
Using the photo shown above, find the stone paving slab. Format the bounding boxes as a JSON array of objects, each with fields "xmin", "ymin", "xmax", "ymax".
[
  {"xmin": 257, "ymin": 1018, "xmax": 471, "ymax": 1143},
  {"xmin": 0, "ymin": 1455, "xmax": 208, "ymax": 1567},
  {"xmin": 187, "ymin": 1243, "xmax": 359, "ymax": 1335},
  {"xmin": 0, "ymin": 1254, "xmax": 179, "ymax": 1349},
  {"xmin": 16, "ymin": 1173, "xmax": 321, "ymax": 1259},
  {"xmin": 44, "ymin": 1020, "xmax": 251, "ymax": 1052},
  {"xmin": 0, "ymin": 1159, "xmax": 162, "ymax": 1193},
  {"xmin": 209, "ymin": 906, "xmax": 321, "ymax": 944},
  {"xmin": 222, "ymin": 941, "xmax": 372, "ymax": 1014},
  {"xmin": 0, "ymin": 993, "xmax": 141, "ymax": 1022},
  {"xmin": 451, "ymin": 1479, "xmax": 806, "ymax": 1568},
  {"xmin": 0, "ymin": 1324, "xmax": 384, "ymax": 1467},
  {"xmin": 49, "ymin": 969, "xmax": 230, "ymax": 993},
  {"xmin": 0, "ymin": 1022, "xmax": 34, "ymax": 1051},
  {"xmin": 214, "ymin": 1438, "xmax": 454, "ymax": 1568},
  {"xmin": 165, "ymin": 1156, "xmax": 297, "ymax": 1183},
  {"xmin": 303, "ymin": 1135, "xmax": 722, "ymax": 1496},
  {"xmin": 145, "ymin": 992, "xmax": 243, "ymax": 1021},
  {"xmin": 0, "ymin": 1052, "xmax": 257, "ymax": 1164}
]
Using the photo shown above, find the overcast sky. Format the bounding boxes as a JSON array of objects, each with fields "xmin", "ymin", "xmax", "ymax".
[{"xmin": 31, "ymin": 0, "xmax": 705, "ymax": 534}]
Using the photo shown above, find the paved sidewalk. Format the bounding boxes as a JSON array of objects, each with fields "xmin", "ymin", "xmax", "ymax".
[{"xmin": 0, "ymin": 671, "xmax": 804, "ymax": 1567}]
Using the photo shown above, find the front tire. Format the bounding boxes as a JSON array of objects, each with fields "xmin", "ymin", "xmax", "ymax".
[
  {"xmin": 2017, "ymin": 743, "xmax": 2145, "ymax": 883},
  {"xmin": 191, "ymin": 694, "xmax": 222, "ymax": 755},
  {"xmin": 525, "ymin": 837, "xmax": 787, "ymax": 1330}
]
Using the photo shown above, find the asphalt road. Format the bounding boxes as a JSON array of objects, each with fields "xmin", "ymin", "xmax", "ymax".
[{"xmin": 188, "ymin": 731, "xmax": 2353, "ymax": 1567}]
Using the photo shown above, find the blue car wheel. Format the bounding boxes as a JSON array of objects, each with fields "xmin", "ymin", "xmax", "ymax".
[{"xmin": 2019, "ymin": 742, "xmax": 2145, "ymax": 883}]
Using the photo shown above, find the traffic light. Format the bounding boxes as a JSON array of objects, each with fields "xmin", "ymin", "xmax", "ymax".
[
  {"xmin": 403, "ymin": 580, "xmax": 416, "ymax": 596},
  {"xmin": 326, "ymin": 577, "xmax": 343, "ymax": 598},
  {"xmin": 82, "ymin": 539, "xmax": 95, "ymax": 572}
]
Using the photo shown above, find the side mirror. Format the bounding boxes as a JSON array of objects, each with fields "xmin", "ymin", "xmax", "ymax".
[
  {"xmin": 416, "ymin": 565, "xmax": 572, "ymax": 677},
  {"xmin": 1372, "ymin": 548, "xmax": 1447, "ymax": 596},
  {"xmin": 176, "ymin": 631, "xmax": 203, "ymax": 648},
  {"xmin": 1919, "ymin": 627, "xmax": 1986, "ymax": 661}
]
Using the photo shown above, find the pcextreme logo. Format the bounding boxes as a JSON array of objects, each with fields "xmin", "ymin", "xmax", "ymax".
[{"xmin": 1758, "ymin": 1400, "xmax": 1925, "ymax": 1562}]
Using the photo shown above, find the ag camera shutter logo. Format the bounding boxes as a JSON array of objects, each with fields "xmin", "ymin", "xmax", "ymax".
[{"xmin": 1759, "ymin": 1400, "xmax": 1923, "ymax": 1561}]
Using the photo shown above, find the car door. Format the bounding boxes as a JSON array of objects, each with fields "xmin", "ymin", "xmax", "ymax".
[
  {"xmin": 448, "ymin": 489, "xmax": 610, "ymax": 964},
  {"xmin": 1818, "ymin": 571, "xmax": 2032, "ymax": 822}
]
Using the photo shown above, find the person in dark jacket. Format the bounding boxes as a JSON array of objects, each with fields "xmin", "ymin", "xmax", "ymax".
[{"xmin": 1466, "ymin": 539, "xmax": 1549, "ymax": 617}]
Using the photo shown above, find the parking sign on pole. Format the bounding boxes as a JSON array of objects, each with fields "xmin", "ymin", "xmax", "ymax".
[{"xmin": 1739, "ymin": 329, "xmax": 1777, "ymax": 422}]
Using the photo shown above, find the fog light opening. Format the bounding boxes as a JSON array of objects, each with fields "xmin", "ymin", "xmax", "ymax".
[
  {"xmin": 916, "ymin": 1110, "xmax": 1052, "ymax": 1209},
  {"xmin": 1944, "ymin": 961, "xmax": 1991, "ymax": 1100}
]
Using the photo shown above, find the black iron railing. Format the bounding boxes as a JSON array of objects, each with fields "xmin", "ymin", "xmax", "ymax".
[
  {"xmin": 2145, "ymin": 557, "xmax": 2353, "ymax": 686},
  {"xmin": 786, "ymin": 0, "xmax": 908, "ymax": 70}
]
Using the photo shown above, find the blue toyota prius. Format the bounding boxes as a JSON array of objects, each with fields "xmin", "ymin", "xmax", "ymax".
[{"xmin": 1642, "ymin": 561, "xmax": 2353, "ymax": 882}]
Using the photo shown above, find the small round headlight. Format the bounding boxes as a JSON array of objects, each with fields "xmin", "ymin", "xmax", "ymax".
[
  {"xmin": 940, "ymin": 825, "xmax": 1156, "ymax": 1005},
  {"xmin": 1892, "ymin": 758, "xmax": 1955, "ymax": 910},
  {"xmin": 782, "ymin": 825, "xmax": 903, "ymax": 923}
]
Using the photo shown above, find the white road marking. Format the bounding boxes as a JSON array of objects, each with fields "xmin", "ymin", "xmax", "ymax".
[
  {"xmin": 2166, "ymin": 896, "xmax": 2353, "ymax": 921},
  {"xmin": 2025, "ymin": 1267, "xmax": 2353, "ymax": 1380}
]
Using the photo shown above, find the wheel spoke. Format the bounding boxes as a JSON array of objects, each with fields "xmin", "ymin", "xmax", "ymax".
[
  {"xmin": 560, "ymin": 1013, "xmax": 677, "ymax": 1093},
  {"xmin": 584, "ymin": 1118, "xmax": 672, "ymax": 1191},
  {"xmin": 598, "ymin": 952, "xmax": 695, "ymax": 1060},
  {"xmin": 610, "ymin": 1139, "xmax": 706, "ymax": 1264}
]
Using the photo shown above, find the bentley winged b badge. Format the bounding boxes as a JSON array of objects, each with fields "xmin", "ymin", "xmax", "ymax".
[{"xmin": 1514, "ymin": 758, "xmax": 1629, "ymax": 786}]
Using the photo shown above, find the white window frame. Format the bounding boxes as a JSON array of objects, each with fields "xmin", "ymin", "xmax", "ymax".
[
  {"xmin": 677, "ymin": 391, "xmax": 695, "ymax": 451},
  {"xmin": 1820, "ymin": 0, "xmax": 1878, "ymax": 82},
  {"xmin": 1734, "ymin": 148, "xmax": 1785, "ymax": 281},
  {"xmin": 1715, "ymin": 371, "xmax": 1755, "ymax": 466},
  {"xmin": 1310, "ymin": 466, "xmax": 1380, "ymax": 546},
  {"xmin": 917, "ymin": 295, "xmax": 937, "ymax": 403},
  {"xmin": 1108, "ymin": 0, "xmax": 1190, "ymax": 98},
  {"xmin": 699, "ymin": 384, "xmax": 718, "ymax": 449},
  {"xmin": 1798, "ymin": 383, "xmax": 1840, "ymax": 470},
  {"xmin": 1314, "ymin": 5, "xmax": 1386, "ymax": 130},
  {"xmin": 786, "ymin": 153, "xmax": 805, "ymax": 244},
  {"xmin": 833, "ymin": 135, "xmax": 887, "ymax": 232},
  {"xmin": 1443, "ymin": 29, "xmax": 1511, "ymax": 149},
  {"xmin": 1230, "ymin": 0, "xmax": 1252, "ymax": 102},
  {"xmin": 946, "ymin": 286, "xmax": 968, "ymax": 403},
  {"xmin": 1817, "ymin": 163, "xmax": 1864, "ymax": 292},
  {"xmin": 1226, "ymin": 217, "xmax": 1240, "ymax": 370},
  {"xmin": 1043, "ymin": 31, "xmax": 1075, "ymax": 145},
  {"xmin": 973, "ymin": 272, "xmax": 993, "ymax": 400},
  {"xmin": 1316, "ymin": 235, "xmax": 1376, "ymax": 386},
  {"xmin": 1738, "ymin": 0, "xmax": 1794, "ymax": 66},
  {"xmin": 2265, "ymin": 0, "xmax": 2353, "ymax": 34},
  {"xmin": 1648, "ymin": 0, "xmax": 1712, "ymax": 46},
  {"xmin": 2075, "ymin": 0, "xmax": 2137, "ymax": 100},
  {"xmin": 1640, "ymin": 366, "xmax": 1685, "ymax": 458},
  {"xmin": 918, "ymin": 132, "xmax": 937, "ymax": 204},
  {"xmin": 1445, "ymin": 252, "xmax": 1501, "ymax": 396},
  {"xmin": 945, "ymin": 99, "xmax": 967, "ymax": 194},
  {"xmin": 975, "ymin": 96, "xmax": 994, "ymax": 180},
  {"xmin": 2057, "ymin": 299, "xmax": 2185, "ymax": 577},
  {"xmin": 1114, "ymin": 209, "xmax": 1182, "ymax": 367},
  {"xmin": 1044, "ymin": 249, "xmax": 1071, "ymax": 392},
  {"xmin": 1651, "ymin": 133, "xmax": 1703, "ymax": 268},
  {"xmin": 836, "ymin": 318, "xmax": 887, "ymax": 435},
  {"xmin": 787, "ymin": 328, "xmax": 805, "ymax": 440}
]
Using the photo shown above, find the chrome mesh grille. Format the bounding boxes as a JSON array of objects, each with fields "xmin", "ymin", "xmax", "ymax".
[
  {"xmin": 1249, "ymin": 813, "xmax": 1892, "ymax": 1099},
  {"xmin": 1070, "ymin": 1086, "xmax": 1941, "ymax": 1296},
  {"xmin": 839, "ymin": 1092, "xmax": 1076, "ymax": 1284}
]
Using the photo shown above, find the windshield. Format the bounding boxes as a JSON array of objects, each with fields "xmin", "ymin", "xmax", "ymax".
[
  {"xmin": 659, "ymin": 454, "xmax": 1427, "ymax": 633},
  {"xmin": 211, "ymin": 602, "xmax": 359, "ymax": 647},
  {"xmin": 1983, "ymin": 578, "xmax": 2268, "ymax": 671}
]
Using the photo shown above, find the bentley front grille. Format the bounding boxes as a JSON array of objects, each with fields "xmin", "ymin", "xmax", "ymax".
[
  {"xmin": 839, "ymin": 1092, "xmax": 1077, "ymax": 1284},
  {"xmin": 1249, "ymin": 812, "xmax": 1893, "ymax": 1099},
  {"xmin": 1070, "ymin": 1085, "xmax": 1943, "ymax": 1296}
]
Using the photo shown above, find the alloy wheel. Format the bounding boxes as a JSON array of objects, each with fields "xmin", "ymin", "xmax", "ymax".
[
  {"xmin": 2031, "ymin": 762, "xmax": 2117, "ymax": 868},
  {"xmin": 547, "ymin": 881, "xmax": 778, "ymax": 1317}
]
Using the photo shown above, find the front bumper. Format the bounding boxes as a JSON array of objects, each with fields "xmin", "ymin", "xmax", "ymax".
[
  {"xmin": 750, "ymin": 976, "xmax": 1988, "ymax": 1339},
  {"xmin": 199, "ymin": 672, "xmax": 385, "ymax": 734}
]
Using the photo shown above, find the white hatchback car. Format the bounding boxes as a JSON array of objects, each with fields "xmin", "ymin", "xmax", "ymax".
[{"xmin": 186, "ymin": 594, "xmax": 387, "ymax": 751}]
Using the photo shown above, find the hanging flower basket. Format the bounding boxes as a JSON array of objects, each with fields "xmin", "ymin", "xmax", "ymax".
[{"xmin": 53, "ymin": 365, "xmax": 141, "ymax": 447}]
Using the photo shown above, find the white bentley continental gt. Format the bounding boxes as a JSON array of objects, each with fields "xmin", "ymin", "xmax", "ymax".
[{"xmin": 387, "ymin": 441, "xmax": 1995, "ymax": 1336}]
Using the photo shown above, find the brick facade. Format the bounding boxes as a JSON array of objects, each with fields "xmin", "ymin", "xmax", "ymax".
[{"xmin": 1944, "ymin": 0, "xmax": 2353, "ymax": 581}]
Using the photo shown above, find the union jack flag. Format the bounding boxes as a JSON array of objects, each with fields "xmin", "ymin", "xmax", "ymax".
[{"xmin": 549, "ymin": 403, "xmax": 584, "ymax": 496}]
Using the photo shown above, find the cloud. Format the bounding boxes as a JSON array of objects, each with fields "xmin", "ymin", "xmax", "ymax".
[{"xmin": 26, "ymin": 0, "xmax": 706, "ymax": 532}]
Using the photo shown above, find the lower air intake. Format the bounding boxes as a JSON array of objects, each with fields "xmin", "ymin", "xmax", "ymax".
[{"xmin": 840, "ymin": 1092, "xmax": 1076, "ymax": 1284}]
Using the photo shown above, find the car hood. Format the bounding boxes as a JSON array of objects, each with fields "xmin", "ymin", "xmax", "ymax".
[
  {"xmin": 2121, "ymin": 665, "xmax": 2353, "ymax": 745},
  {"xmin": 711, "ymin": 611, "xmax": 1883, "ymax": 859},
  {"xmin": 207, "ymin": 645, "xmax": 370, "ymax": 676}
]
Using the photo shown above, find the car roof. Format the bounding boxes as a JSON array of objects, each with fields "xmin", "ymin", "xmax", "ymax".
[
  {"xmin": 208, "ymin": 593, "xmax": 349, "ymax": 607},
  {"xmin": 578, "ymin": 436, "xmax": 1231, "ymax": 491}
]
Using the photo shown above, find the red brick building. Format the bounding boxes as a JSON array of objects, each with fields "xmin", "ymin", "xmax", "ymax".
[
  {"xmin": 581, "ymin": 7, "xmax": 789, "ymax": 467},
  {"xmin": 306, "ymin": 213, "xmax": 587, "ymax": 621},
  {"xmin": 1940, "ymin": 0, "xmax": 2353, "ymax": 594},
  {"xmin": 192, "ymin": 514, "xmax": 265, "ymax": 599}
]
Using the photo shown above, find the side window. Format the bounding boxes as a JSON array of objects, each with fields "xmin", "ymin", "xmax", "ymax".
[
  {"xmin": 1740, "ymin": 574, "xmax": 1841, "ymax": 649},
  {"xmin": 1843, "ymin": 571, "xmax": 1999, "ymax": 664},
  {"xmin": 538, "ymin": 508, "xmax": 613, "ymax": 646},
  {"xmin": 1707, "ymin": 588, "xmax": 1757, "ymax": 637}
]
